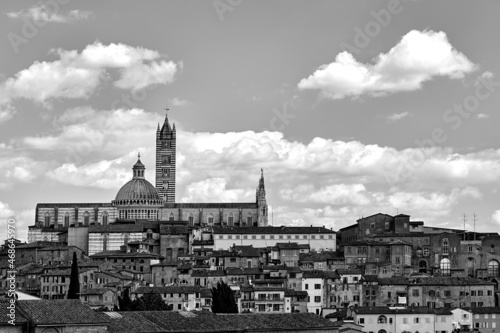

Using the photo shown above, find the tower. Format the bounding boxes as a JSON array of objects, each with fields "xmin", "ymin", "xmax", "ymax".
[
  {"xmin": 156, "ymin": 110, "xmax": 176, "ymax": 203},
  {"xmin": 256, "ymin": 169, "xmax": 268, "ymax": 226}
]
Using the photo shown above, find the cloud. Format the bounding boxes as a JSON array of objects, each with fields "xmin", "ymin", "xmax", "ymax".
[
  {"xmin": 298, "ymin": 30, "xmax": 476, "ymax": 99},
  {"xmin": 477, "ymin": 113, "xmax": 489, "ymax": 119},
  {"xmin": 493, "ymin": 210, "xmax": 500, "ymax": 226},
  {"xmin": 13, "ymin": 107, "xmax": 500, "ymax": 231},
  {"xmin": 7, "ymin": 5, "xmax": 93, "ymax": 23},
  {"xmin": 386, "ymin": 111, "xmax": 410, "ymax": 123},
  {"xmin": 168, "ymin": 98, "xmax": 191, "ymax": 107},
  {"xmin": 0, "ymin": 42, "xmax": 180, "ymax": 117}
]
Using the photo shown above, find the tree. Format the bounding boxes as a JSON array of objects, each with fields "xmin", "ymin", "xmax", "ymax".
[
  {"xmin": 211, "ymin": 281, "xmax": 238, "ymax": 313},
  {"xmin": 128, "ymin": 292, "xmax": 172, "ymax": 311},
  {"xmin": 118, "ymin": 288, "xmax": 133, "ymax": 311},
  {"xmin": 67, "ymin": 251, "xmax": 80, "ymax": 299}
]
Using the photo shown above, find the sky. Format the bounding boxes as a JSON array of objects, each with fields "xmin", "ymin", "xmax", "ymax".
[{"xmin": 1, "ymin": 0, "xmax": 500, "ymax": 241}]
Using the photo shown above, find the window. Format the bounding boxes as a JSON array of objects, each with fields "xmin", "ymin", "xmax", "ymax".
[
  {"xmin": 305, "ymin": 284, "xmax": 309, "ymax": 289},
  {"xmin": 102, "ymin": 211, "xmax": 108, "ymax": 225},
  {"xmin": 314, "ymin": 284, "xmax": 321, "ymax": 289},
  {"xmin": 44, "ymin": 212, "xmax": 50, "ymax": 227},
  {"xmin": 442, "ymin": 238, "xmax": 449, "ymax": 254},
  {"xmin": 207, "ymin": 214, "xmax": 214, "ymax": 225},
  {"xmin": 247, "ymin": 216, "xmax": 253, "ymax": 224},
  {"xmin": 385, "ymin": 221, "xmax": 390, "ymax": 230},
  {"xmin": 471, "ymin": 290, "xmax": 476, "ymax": 296},
  {"xmin": 444, "ymin": 290, "xmax": 451, "ymax": 297},
  {"xmin": 83, "ymin": 211, "xmax": 90, "ymax": 225},
  {"xmin": 314, "ymin": 296, "xmax": 321, "ymax": 303},
  {"xmin": 488, "ymin": 260, "xmax": 499, "ymax": 277},
  {"xmin": 423, "ymin": 248, "xmax": 429, "ymax": 256},
  {"xmin": 377, "ymin": 315, "xmax": 387, "ymax": 324},
  {"xmin": 359, "ymin": 318, "xmax": 365, "ymax": 324},
  {"xmin": 64, "ymin": 213, "xmax": 70, "ymax": 227},
  {"xmin": 412, "ymin": 289, "xmax": 420, "ymax": 297},
  {"xmin": 228, "ymin": 213, "xmax": 234, "ymax": 225},
  {"xmin": 440, "ymin": 258, "xmax": 451, "ymax": 276},
  {"xmin": 188, "ymin": 213, "xmax": 194, "ymax": 226},
  {"xmin": 414, "ymin": 318, "xmax": 420, "ymax": 323},
  {"xmin": 403, "ymin": 318, "xmax": 408, "ymax": 324},
  {"xmin": 478, "ymin": 290, "xmax": 483, "ymax": 296}
]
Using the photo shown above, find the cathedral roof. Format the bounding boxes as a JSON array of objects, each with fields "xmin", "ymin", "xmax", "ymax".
[{"xmin": 115, "ymin": 178, "xmax": 161, "ymax": 202}]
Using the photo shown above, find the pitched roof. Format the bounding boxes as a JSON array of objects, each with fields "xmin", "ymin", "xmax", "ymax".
[
  {"xmin": 17, "ymin": 299, "xmax": 109, "ymax": 325},
  {"xmin": 300, "ymin": 251, "xmax": 343, "ymax": 262},
  {"xmin": 413, "ymin": 277, "xmax": 495, "ymax": 286},
  {"xmin": 133, "ymin": 286, "xmax": 204, "ymax": 295},
  {"xmin": 463, "ymin": 307, "xmax": 500, "ymax": 314},
  {"xmin": 160, "ymin": 224, "xmax": 189, "ymax": 235},
  {"xmin": 89, "ymin": 223, "xmax": 143, "ymax": 233},
  {"xmin": 106, "ymin": 311, "xmax": 337, "ymax": 333},
  {"xmin": 213, "ymin": 226, "xmax": 335, "ymax": 235},
  {"xmin": 378, "ymin": 277, "xmax": 409, "ymax": 285},
  {"xmin": 91, "ymin": 251, "xmax": 161, "ymax": 259},
  {"xmin": 0, "ymin": 300, "xmax": 27, "ymax": 324}
]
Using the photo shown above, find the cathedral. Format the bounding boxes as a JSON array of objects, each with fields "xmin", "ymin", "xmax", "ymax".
[{"xmin": 29, "ymin": 113, "xmax": 269, "ymax": 255}]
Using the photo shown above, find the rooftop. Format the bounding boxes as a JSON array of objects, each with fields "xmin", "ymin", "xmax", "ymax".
[
  {"xmin": 213, "ymin": 226, "xmax": 335, "ymax": 235},
  {"xmin": 17, "ymin": 299, "xmax": 109, "ymax": 325}
]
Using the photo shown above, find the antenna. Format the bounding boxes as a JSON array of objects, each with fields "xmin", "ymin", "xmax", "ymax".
[
  {"xmin": 473, "ymin": 213, "xmax": 477, "ymax": 241},
  {"xmin": 463, "ymin": 213, "xmax": 467, "ymax": 240}
]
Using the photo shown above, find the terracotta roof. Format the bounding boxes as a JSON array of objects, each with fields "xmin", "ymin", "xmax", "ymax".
[
  {"xmin": 284, "ymin": 289, "xmax": 308, "ymax": 297},
  {"xmin": 106, "ymin": 311, "xmax": 337, "ymax": 332},
  {"xmin": 0, "ymin": 300, "xmax": 27, "ymax": 324},
  {"xmin": 191, "ymin": 269, "xmax": 226, "ymax": 277},
  {"xmin": 336, "ymin": 269, "xmax": 362, "ymax": 275},
  {"xmin": 89, "ymin": 223, "xmax": 143, "ymax": 233},
  {"xmin": 413, "ymin": 277, "xmax": 495, "ymax": 286},
  {"xmin": 225, "ymin": 267, "xmax": 261, "ymax": 275},
  {"xmin": 213, "ymin": 226, "xmax": 335, "ymax": 235},
  {"xmin": 463, "ymin": 307, "xmax": 500, "ymax": 314},
  {"xmin": 91, "ymin": 250, "xmax": 161, "ymax": 259},
  {"xmin": 378, "ymin": 277, "xmax": 409, "ymax": 285},
  {"xmin": 160, "ymin": 224, "xmax": 189, "ymax": 235},
  {"xmin": 133, "ymin": 286, "xmax": 204, "ymax": 295},
  {"xmin": 80, "ymin": 288, "xmax": 113, "ymax": 295},
  {"xmin": 17, "ymin": 299, "xmax": 109, "ymax": 325},
  {"xmin": 300, "ymin": 251, "xmax": 343, "ymax": 262}
]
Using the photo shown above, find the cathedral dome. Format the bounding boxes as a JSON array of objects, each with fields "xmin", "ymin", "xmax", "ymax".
[
  {"xmin": 113, "ymin": 154, "xmax": 163, "ymax": 205},
  {"xmin": 115, "ymin": 178, "xmax": 161, "ymax": 202}
]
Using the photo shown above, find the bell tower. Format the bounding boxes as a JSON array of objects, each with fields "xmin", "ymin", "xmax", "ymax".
[
  {"xmin": 256, "ymin": 169, "xmax": 268, "ymax": 226},
  {"xmin": 156, "ymin": 108, "xmax": 176, "ymax": 203}
]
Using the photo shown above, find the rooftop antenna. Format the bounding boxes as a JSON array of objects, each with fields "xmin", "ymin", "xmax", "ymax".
[
  {"xmin": 473, "ymin": 213, "xmax": 477, "ymax": 241},
  {"xmin": 463, "ymin": 213, "xmax": 467, "ymax": 240}
]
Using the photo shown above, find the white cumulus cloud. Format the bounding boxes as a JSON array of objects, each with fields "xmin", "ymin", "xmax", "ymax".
[{"xmin": 298, "ymin": 30, "xmax": 476, "ymax": 99}]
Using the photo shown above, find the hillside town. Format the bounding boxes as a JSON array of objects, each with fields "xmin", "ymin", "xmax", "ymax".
[{"xmin": 2, "ymin": 114, "xmax": 500, "ymax": 332}]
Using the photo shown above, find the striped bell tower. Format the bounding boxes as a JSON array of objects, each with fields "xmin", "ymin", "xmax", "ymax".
[{"xmin": 156, "ymin": 108, "xmax": 176, "ymax": 203}]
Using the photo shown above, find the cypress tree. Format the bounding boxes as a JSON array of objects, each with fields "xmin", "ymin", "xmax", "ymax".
[
  {"xmin": 211, "ymin": 281, "xmax": 238, "ymax": 313},
  {"xmin": 67, "ymin": 251, "xmax": 80, "ymax": 299}
]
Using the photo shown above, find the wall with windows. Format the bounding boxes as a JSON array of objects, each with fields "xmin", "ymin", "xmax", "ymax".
[
  {"xmin": 472, "ymin": 311, "xmax": 500, "ymax": 333},
  {"xmin": 213, "ymin": 231, "xmax": 336, "ymax": 251},
  {"xmin": 302, "ymin": 276, "xmax": 323, "ymax": 314},
  {"xmin": 88, "ymin": 232, "xmax": 142, "ymax": 255},
  {"xmin": 160, "ymin": 207, "xmax": 261, "ymax": 227},
  {"xmin": 36, "ymin": 205, "xmax": 117, "ymax": 228}
]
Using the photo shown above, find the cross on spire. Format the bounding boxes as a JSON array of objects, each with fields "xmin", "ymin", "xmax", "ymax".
[{"xmin": 164, "ymin": 106, "xmax": 169, "ymax": 118}]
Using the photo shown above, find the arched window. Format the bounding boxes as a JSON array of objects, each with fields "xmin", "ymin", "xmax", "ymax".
[
  {"xmin": 44, "ymin": 212, "xmax": 50, "ymax": 227},
  {"xmin": 207, "ymin": 213, "xmax": 214, "ymax": 225},
  {"xmin": 442, "ymin": 238, "xmax": 449, "ymax": 254},
  {"xmin": 103, "ymin": 234, "xmax": 108, "ymax": 251},
  {"xmin": 228, "ymin": 213, "xmax": 234, "ymax": 226},
  {"xmin": 83, "ymin": 211, "xmax": 90, "ymax": 225},
  {"xmin": 169, "ymin": 212, "xmax": 175, "ymax": 221},
  {"xmin": 440, "ymin": 258, "xmax": 451, "ymax": 276},
  {"xmin": 488, "ymin": 260, "xmax": 499, "ymax": 277},
  {"xmin": 419, "ymin": 260, "xmax": 427, "ymax": 273},
  {"xmin": 378, "ymin": 330, "xmax": 387, "ymax": 333},
  {"xmin": 377, "ymin": 316, "xmax": 387, "ymax": 324},
  {"xmin": 64, "ymin": 213, "xmax": 70, "ymax": 227},
  {"xmin": 102, "ymin": 212, "xmax": 108, "ymax": 225},
  {"xmin": 124, "ymin": 233, "xmax": 130, "ymax": 245},
  {"xmin": 188, "ymin": 213, "xmax": 194, "ymax": 226}
]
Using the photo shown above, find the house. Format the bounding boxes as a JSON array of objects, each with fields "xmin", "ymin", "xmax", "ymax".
[
  {"xmin": 80, "ymin": 288, "xmax": 116, "ymax": 310},
  {"xmin": 467, "ymin": 307, "xmax": 500, "ymax": 333},
  {"xmin": 450, "ymin": 307, "xmax": 473, "ymax": 331},
  {"xmin": 132, "ymin": 285, "xmax": 207, "ymax": 311}
]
